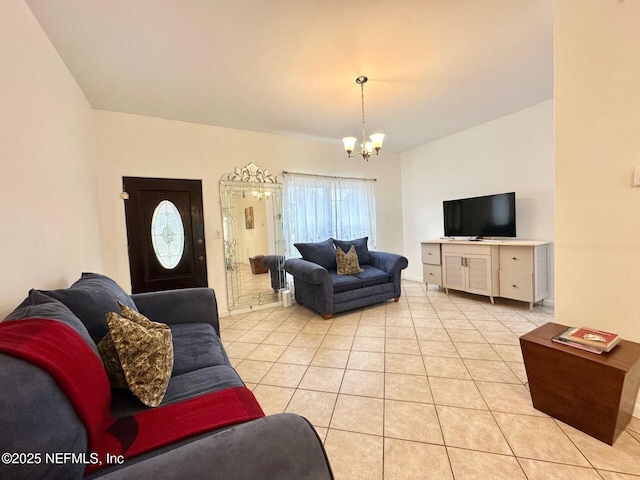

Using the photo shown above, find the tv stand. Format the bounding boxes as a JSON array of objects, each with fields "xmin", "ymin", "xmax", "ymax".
[{"xmin": 421, "ymin": 239, "xmax": 551, "ymax": 310}]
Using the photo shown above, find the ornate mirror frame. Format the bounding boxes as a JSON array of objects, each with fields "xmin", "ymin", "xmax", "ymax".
[{"xmin": 219, "ymin": 162, "xmax": 284, "ymax": 313}]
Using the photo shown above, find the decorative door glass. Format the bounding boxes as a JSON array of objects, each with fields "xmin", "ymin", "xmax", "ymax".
[{"xmin": 150, "ymin": 200, "xmax": 185, "ymax": 269}]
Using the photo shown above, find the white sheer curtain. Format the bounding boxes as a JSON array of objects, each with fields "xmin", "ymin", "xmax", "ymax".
[{"xmin": 283, "ymin": 172, "xmax": 377, "ymax": 258}]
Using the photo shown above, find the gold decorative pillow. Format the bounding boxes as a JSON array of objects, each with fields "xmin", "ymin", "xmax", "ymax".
[
  {"xmin": 336, "ymin": 245, "xmax": 364, "ymax": 275},
  {"xmin": 98, "ymin": 303, "xmax": 173, "ymax": 406},
  {"xmin": 104, "ymin": 312, "xmax": 173, "ymax": 407}
]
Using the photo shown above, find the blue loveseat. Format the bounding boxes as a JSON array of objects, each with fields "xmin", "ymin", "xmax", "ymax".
[
  {"xmin": 0, "ymin": 273, "xmax": 333, "ymax": 480},
  {"xmin": 284, "ymin": 238, "xmax": 408, "ymax": 319}
]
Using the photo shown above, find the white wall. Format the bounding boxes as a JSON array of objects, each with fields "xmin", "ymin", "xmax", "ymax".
[
  {"xmin": 0, "ymin": 0, "xmax": 103, "ymax": 317},
  {"xmin": 555, "ymin": 1, "xmax": 640, "ymax": 418},
  {"xmin": 93, "ymin": 110, "xmax": 403, "ymax": 315},
  {"xmin": 400, "ymin": 101, "xmax": 555, "ymax": 299}
]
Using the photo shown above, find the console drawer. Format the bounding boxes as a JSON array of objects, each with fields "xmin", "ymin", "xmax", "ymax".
[
  {"xmin": 423, "ymin": 264, "xmax": 442, "ymax": 285},
  {"xmin": 499, "ymin": 271, "xmax": 533, "ymax": 302},
  {"xmin": 500, "ymin": 246, "xmax": 533, "ymax": 273},
  {"xmin": 421, "ymin": 243, "xmax": 441, "ymax": 265}
]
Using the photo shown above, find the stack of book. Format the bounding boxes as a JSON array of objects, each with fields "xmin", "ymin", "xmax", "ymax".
[{"xmin": 552, "ymin": 326, "xmax": 621, "ymax": 354}]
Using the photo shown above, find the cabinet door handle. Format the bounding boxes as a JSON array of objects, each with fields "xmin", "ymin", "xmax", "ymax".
[
  {"xmin": 512, "ymin": 257, "xmax": 517, "ymax": 260},
  {"xmin": 512, "ymin": 284, "xmax": 517, "ymax": 288}
]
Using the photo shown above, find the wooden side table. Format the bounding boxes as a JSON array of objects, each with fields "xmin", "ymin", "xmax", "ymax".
[{"xmin": 520, "ymin": 322, "xmax": 640, "ymax": 445}]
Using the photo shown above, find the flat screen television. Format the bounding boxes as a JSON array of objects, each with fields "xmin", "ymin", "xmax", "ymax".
[{"xmin": 443, "ymin": 192, "xmax": 516, "ymax": 238}]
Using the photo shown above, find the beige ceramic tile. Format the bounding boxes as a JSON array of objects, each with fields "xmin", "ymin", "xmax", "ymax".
[
  {"xmin": 285, "ymin": 389, "xmax": 337, "ymax": 428},
  {"xmin": 220, "ymin": 329, "xmax": 247, "ymax": 342},
  {"xmin": 385, "ymin": 326, "xmax": 417, "ymax": 339},
  {"xmin": 234, "ymin": 359, "xmax": 273, "ymax": 384},
  {"xmin": 446, "ymin": 328, "xmax": 487, "ymax": 343},
  {"xmin": 356, "ymin": 325, "xmax": 386, "ymax": 337},
  {"xmin": 259, "ymin": 362, "xmax": 307, "ymax": 388},
  {"xmin": 385, "ymin": 353, "xmax": 426, "ymax": 375},
  {"xmin": 352, "ymin": 336, "xmax": 386, "ymax": 352},
  {"xmin": 447, "ymin": 447, "xmax": 526, "ymax": 479},
  {"xmin": 251, "ymin": 384, "xmax": 294, "ymax": 415},
  {"xmin": 237, "ymin": 329, "xmax": 272, "ymax": 343},
  {"xmin": 384, "ymin": 439, "xmax": 453, "ymax": 480},
  {"xmin": 454, "ymin": 342, "xmax": 501, "ymax": 360},
  {"xmin": 480, "ymin": 330, "xmax": 521, "ymax": 345},
  {"xmin": 324, "ymin": 430, "xmax": 383, "ymax": 480},
  {"xmin": 518, "ymin": 458, "xmax": 603, "ymax": 480},
  {"xmin": 262, "ymin": 330, "xmax": 297, "ymax": 346},
  {"xmin": 491, "ymin": 344, "xmax": 524, "ymax": 362},
  {"xmin": 493, "ymin": 412, "xmax": 590, "ymax": 466},
  {"xmin": 245, "ymin": 343, "xmax": 287, "ymax": 362},
  {"xmin": 385, "ymin": 316, "xmax": 413, "ymax": 327},
  {"xmin": 384, "ymin": 400, "xmax": 443, "ymax": 443},
  {"xmin": 330, "ymin": 394, "xmax": 384, "ymax": 436},
  {"xmin": 224, "ymin": 341, "xmax": 258, "ymax": 359},
  {"xmin": 320, "ymin": 335, "xmax": 354, "ymax": 350},
  {"xmin": 298, "ymin": 366, "xmax": 344, "ymax": 393},
  {"xmin": 327, "ymin": 322, "xmax": 358, "ymax": 336},
  {"xmin": 506, "ymin": 361, "xmax": 528, "ymax": 383},
  {"xmin": 301, "ymin": 322, "xmax": 331, "ymax": 335},
  {"xmin": 290, "ymin": 333, "xmax": 325, "ymax": 348},
  {"xmin": 429, "ymin": 377, "xmax": 488, "ymax": 409},
  {"xmin": 557, "ymin": 423, "xmax": 640, "ymax": 475},
  {"xmin": 340, "ymin": 369, "xmax": 385, "ymax": 398},
  {"xmin": 347, "ymin": 351, "xmax": 385, "ymax": 372},
  {"xmin": 415, "ymin": 327, "xmax": 451, "ymax": 341},
  {"xmin": 475, "ymin": 381, "xmax": 546, "ymax": 416},
  {"xmin": 437, "ymin": 405, "xmax": 512, "ymax": 454},
  {"xmin": 463, "ymin": 359, "xmax": 521, "ymax": 383},
  {"xmin": 277, "ymin": 345, "xmax": 318, "ymax": 365},
  {"xmin": 418, "ymin": 340, "xmax": 460, "ymax": 358},
  {"xmin": 598, "ymin": 471, "xmax": 640, "ymax": 480},
  {"xmin": 310, "ymin": 348, "xmax": 350, "ymax": 368},
  {"xmin": 385, "ymin": 338, "xmax": 421, "ymax": 355},
  {"xmin": 423, "ymin": 356, "xmax": 471, "ymax": 379},
  {"xmin": 385, "ymin": 373, "xmax": 433, "ymax": 403}
]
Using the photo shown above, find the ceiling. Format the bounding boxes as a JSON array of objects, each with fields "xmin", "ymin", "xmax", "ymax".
[{"xmin": 25, "ymin": 0, "xmax": 553, "ymax": 153}]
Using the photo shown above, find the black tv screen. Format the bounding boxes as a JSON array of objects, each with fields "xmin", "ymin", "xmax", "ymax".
[{"xmin": 443, "ymin": 192, "xmax": 516, "ymax": 238}]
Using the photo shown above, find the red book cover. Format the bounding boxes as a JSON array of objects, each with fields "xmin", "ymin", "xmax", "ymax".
[{"xmin": 560, "ymin": 326, "xmax": 621, "ymax": 351}]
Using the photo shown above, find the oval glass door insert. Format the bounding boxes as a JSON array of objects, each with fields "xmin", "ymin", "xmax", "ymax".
[{"xmin": 151, "ymin": 200, "xmax": 185, "ymax": 269}]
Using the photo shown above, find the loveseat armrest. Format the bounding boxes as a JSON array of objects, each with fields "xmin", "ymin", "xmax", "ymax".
[
  {"xmin": 284, "ymin": 258, "xmax": 331, "ymax": 285},
  {"xmin": 131, "ymin": 288, "xmax": 220, "ymax": 336},
  {"xmin": 368, "ymin": 251, "xmax": 409, "ymax": 299},
  {"xmin": 88, "ymin": 413, "xmax": 333, "ymax": 480}
]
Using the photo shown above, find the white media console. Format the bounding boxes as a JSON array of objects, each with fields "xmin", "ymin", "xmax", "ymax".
[{"xmin": 421, "ymin": 239, "xmax": 551, "ymax": 310}]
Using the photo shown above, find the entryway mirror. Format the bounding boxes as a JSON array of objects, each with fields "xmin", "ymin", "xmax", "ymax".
[{"xmin": 220, "ymin": 162, "xmax": 285, "ymax": 313}]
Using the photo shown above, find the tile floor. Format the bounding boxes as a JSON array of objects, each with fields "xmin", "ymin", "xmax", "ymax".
[
  {"xmin": 229, "ymin": 262, "xmax": 279, "ymax": 311},
  {"xmin": 219, "ymin": 280, "xmax": 640, "ymax": 479}
]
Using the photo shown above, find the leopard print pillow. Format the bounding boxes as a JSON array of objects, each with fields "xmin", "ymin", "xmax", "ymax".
[{"xmin": 336, "ymin": 245, "xmax": 364, "ymax": 275}]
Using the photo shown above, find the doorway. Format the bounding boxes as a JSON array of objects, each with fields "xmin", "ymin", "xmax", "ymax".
[{"xmin": 123, "ymin": 177, "xmax": 208, "ymax": 293}]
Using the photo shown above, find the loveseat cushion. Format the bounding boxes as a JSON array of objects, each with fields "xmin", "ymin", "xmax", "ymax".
[
  {"xmin": 357, "ymin": 264, "xmax": 391, "ymax": 288},
  {"xmin": 170, "ymin": 323, "xmax": 228, "ymax": 376},
  {"xmin": 333, "ymin": 237, "xmax": 370, "ymax": 265},
  {"xmin": 294, "ymin": 238, "xmax": 336, "ymax": 271},
  {"xmin": 39, "ymin": 272, "xmax": 139, "ymax": 344},
  {"xmin": 4, "ymin": 289, "xmax": 100, "ymax": 358},
  {"xmin": 329, "ymin": 264, "xmax": 390, "ymax": 294}
]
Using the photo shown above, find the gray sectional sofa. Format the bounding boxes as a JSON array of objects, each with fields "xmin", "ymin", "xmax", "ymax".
[
  {"xmin": 0, "ymin": 273, "xmax": 333, "ymax": 479},
  {"xmin": 285, "ymin": 238, "xmax": 408, "ymax": 318}
]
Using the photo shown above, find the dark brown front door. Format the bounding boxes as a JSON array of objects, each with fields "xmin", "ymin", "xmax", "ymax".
[{"xmin": 123, "ymin": 177, "xmax": 208, "ymax": 293}]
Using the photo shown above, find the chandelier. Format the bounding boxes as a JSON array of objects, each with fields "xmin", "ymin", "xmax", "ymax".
[{"xmin": 342, "ymin": 76, "xmax": 385, "ymax": 161}]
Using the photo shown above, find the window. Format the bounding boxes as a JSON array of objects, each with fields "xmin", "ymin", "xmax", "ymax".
[
  {"xmin": 150, "ymin": 200, "xmax": 185, "ymax": 269},
  {"xmin": 283, "ymin": 173, "xmax": 376, "ymax": 257}
]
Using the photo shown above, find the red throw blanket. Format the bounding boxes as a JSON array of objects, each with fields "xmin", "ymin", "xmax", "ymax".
[{"xmin": 0, "ymin": 319, "xmax": 265, "ymax": 474}]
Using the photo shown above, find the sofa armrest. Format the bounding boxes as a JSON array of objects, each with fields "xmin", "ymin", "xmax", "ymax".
[
  {"xmin": 284, "ymin": 258, "xmax": 331, "ymax": 285},
  {"xmin": 88, "ymin": 413, "xmax": 333, "ymax": 480},
  {"xmin": 368, "ymin": 251, "xmax": 408, "ymax": 299},
  {"xmin": 131, "ymin": 288, "xmax": 220, "ymax": 336}
]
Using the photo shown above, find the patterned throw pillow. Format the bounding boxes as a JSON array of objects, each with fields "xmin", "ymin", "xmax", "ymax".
[
  {"xmin": 336, "ymin": 246, "xmax": 364, "ymax": 275},
  {"xmin": 98, "ymin": 304, "xmax": 173, "ymax": 407}
]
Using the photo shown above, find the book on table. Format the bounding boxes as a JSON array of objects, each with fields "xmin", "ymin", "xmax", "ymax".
[{"xmin": 552, "ymin": 326, "xmax": 621, "ymax": 353}]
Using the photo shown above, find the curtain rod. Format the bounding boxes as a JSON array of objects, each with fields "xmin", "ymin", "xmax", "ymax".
[{"xmin": 282, "ymin": 171, "xmax": 377, "ymax": 182}]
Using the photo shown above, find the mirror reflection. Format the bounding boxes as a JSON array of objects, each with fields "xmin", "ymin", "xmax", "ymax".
[{"xmin": 220, "ymin": 163, "xmax": 285, "ymax": 313}]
